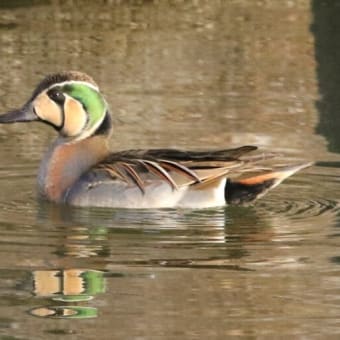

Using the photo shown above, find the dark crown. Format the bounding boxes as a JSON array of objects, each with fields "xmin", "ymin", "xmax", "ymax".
[{"xmin": 31, "ymin": 71, "xmax": 98, "ymax": 99}]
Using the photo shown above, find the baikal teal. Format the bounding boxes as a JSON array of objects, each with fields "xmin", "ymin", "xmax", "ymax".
[{"xmin": 0, "ymin": 71, "xmax": 312, "ymax": 209}]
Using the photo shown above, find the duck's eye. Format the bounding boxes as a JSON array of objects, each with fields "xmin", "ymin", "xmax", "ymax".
[{"xmin": 47, "ymin": 89, "xmax": 65, "ymax": 105}]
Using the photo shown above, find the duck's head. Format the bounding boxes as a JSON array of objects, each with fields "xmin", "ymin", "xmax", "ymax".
[{"xmin": 0, "ymin": 71, "xmax": 111, "ymax": 141}]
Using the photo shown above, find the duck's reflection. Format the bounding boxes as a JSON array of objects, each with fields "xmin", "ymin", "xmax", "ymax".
[
  {"xmin": 28, "ymin": 198, "xmax": 338, "ymax": 319},
  {"xmin": 57, "ymin": 226, "xmax": 110, "ymax": 258},
  {"xmin": 33, "ymin": 269, "xmax": 105, "ymax": 302},
  {"xmin": 27, "ymin": 203, "xmax": 112, "ymax": 318},
  {"xmin": 29, "ymin": 268, "xmax": 105, "ymax": 319},
  {"xmin": 29, "ymin": 305, "xmax": 98, "ymax": 319}
]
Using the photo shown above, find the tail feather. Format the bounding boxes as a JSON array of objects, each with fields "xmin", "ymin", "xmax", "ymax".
[{"xmin": 225, "ymin": 162, "xmax": 312, "ymax": 204}]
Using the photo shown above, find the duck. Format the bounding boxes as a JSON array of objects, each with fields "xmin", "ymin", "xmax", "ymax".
[{"xmin": 0, "ymin": 71, "xmax": 311, "ymax": 209}]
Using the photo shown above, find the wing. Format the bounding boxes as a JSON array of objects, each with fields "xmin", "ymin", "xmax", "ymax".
[
  {"xmin": 93, "ymin": 145, "xmax": 269, "ymax": 193},
  {"xmin": 107, "ymin": 145, "xmax": 257, "ymax": 162}
]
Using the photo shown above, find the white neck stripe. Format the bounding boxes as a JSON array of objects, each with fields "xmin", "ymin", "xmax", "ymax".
[{"xmin": 47, "ymin": 80, "xmax": 99, "ymax": 92}]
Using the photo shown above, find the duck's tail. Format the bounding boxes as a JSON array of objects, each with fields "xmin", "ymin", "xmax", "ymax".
[{"xmin": 225, "ymin": 162, "xmax": 312, "ymax": 204}]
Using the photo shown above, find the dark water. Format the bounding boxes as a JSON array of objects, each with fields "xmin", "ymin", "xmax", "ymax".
[{"xmin": 1, "ymin": 0, "xmax": 340, "ymax": 338}]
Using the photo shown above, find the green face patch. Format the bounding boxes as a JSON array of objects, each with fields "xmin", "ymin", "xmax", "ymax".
[{"xmin": 62, "ymin": 83, "xmax": 106, "ymax": 131}]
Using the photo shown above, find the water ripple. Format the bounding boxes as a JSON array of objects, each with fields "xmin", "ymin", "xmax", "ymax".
[{"xmin": 256, "ymin": 198, "xmax": 339, "ymax": 220}]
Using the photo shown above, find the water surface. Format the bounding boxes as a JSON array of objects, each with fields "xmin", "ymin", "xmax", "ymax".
[{"xmin": 0, "ymin": 0, "xmax": 340, "ymax": 339}]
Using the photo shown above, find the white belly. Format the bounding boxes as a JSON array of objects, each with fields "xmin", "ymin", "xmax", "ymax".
[{"xmin": 66, "ymin": 176, "xmax": 227, "ymax": 209}]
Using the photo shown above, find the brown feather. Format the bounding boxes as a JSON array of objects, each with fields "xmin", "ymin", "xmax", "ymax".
[
  {"xmin": 159, "ymin": 160, "xmax": 201, "ymax": 183},
  {"xmin": 98, "ymin": 164, "xmax": 127, "ymax": 182},
  {"xmin": 119, "ymin": 162, "xmax": 145, "ymax": 194},
  {"xmin": 139, "ymin": 160, "xmax": 178, "ymax": 190},
  {"xmin": 193, "ymin": 167, "xmax": 233, "ymax": 183},
  {"xmin": 183, "ymin": 160, "xmax": 242, "ymax": 170}
]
